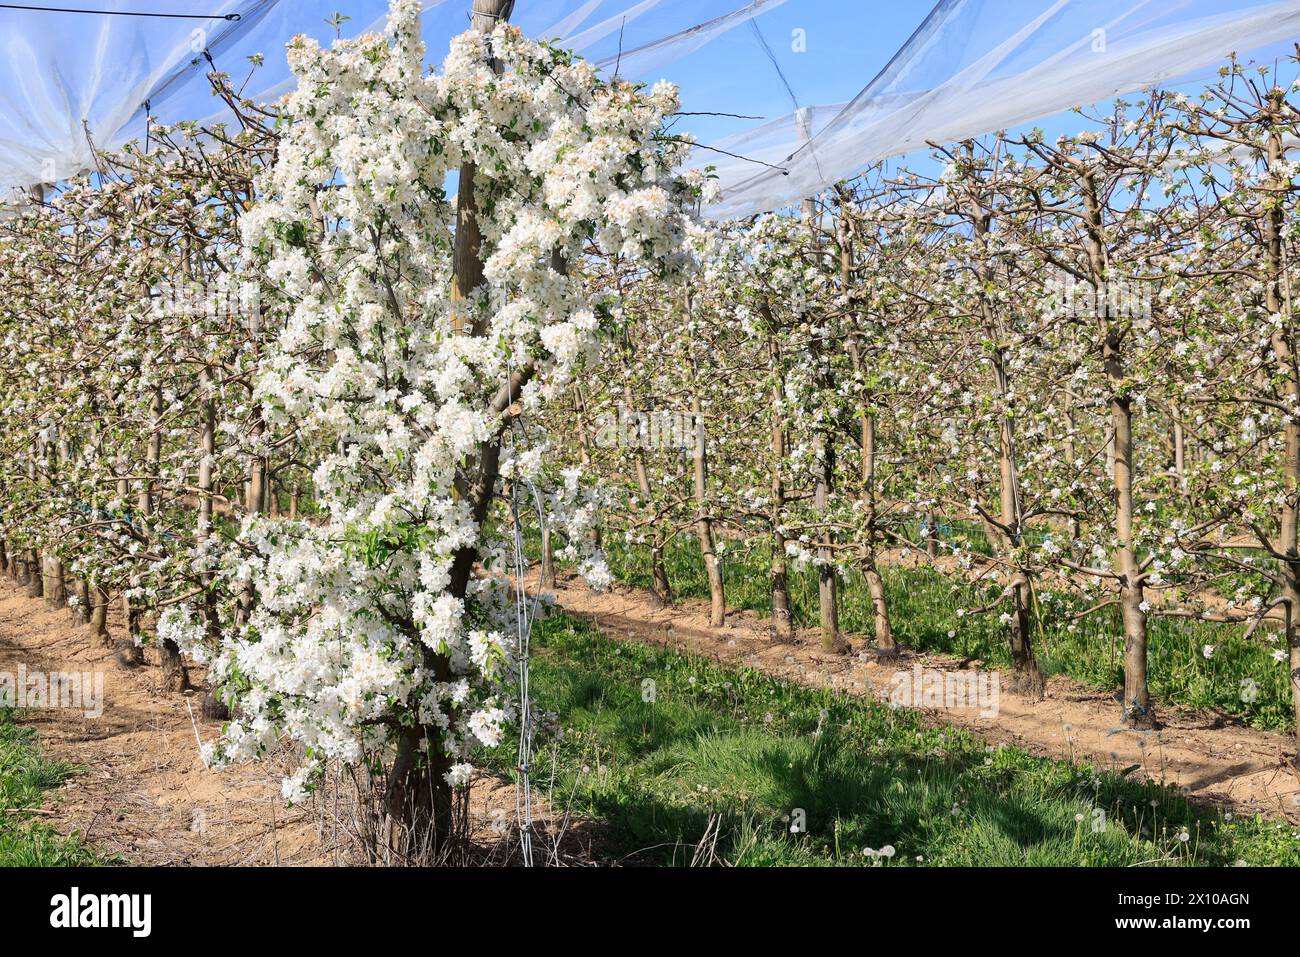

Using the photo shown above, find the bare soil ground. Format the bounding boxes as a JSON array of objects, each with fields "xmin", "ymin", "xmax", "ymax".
[
  {"xmin": 542, "ymin": 568, "xmax": 1300, "ymax": 823},
  {"xmin": 0, "ymin": 578, "xmax": 589, "ymax": 866}
]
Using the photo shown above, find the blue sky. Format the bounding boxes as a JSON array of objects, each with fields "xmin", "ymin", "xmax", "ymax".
[{"xmin": 653, "ymin": 1, "xmax": 931, "ymax": 145}]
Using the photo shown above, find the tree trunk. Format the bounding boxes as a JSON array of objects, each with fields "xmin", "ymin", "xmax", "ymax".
[
  {"xmin": 73, "ymin": 577, "xmax": 90, "ymax": 623},
  {"xmin": 237, "ymin": 415, "xmax": 267, "ymax": 628},
  {"xmin": 627, "ymin": 386, "xmax": 672, "ymax": 608},
  {"xmin": 90, "ymin": 584, "xmax": 110, "ymax": 645},
  {"xmin": 26, "ymin": 548, "xmax": 42, "ymax": 598},
  {"xmin": 1081, "ymin": 171, "xmax": 1152, "ymax": 729},
  {"xmin": 144, "ymin": 387, "xmax": 189, "ymax": 693},
  {"xmin": 571, "ymin": 386, "xmax": 602, "ymax": 549},
  {"xmin": 43, "ymin": 555, "xmax": 65, "ymax": 607},
  {"xmin": 766, "ymin": 333, "xmax": 795, "ymax": 641},
  {"xmin": 539, "ymin": 524, "xmax": 557, "ymax": 590},
  {"xmin": 864, "ymin": 562, "xmax": 893, "ymax": 652},
  {"xmin": 815, "ymin": 437, "xmax": 843, "ymax": 652},
  {"xmin": 1172, "ymin": 408, "xmax": 1187, "ymax": 493},
  {"xmin": 862, "ymin": 414, "xmax": 896, "ymax": 655},
  {"xmin": 199, "ymin": 368, "xmax": 228, "ymax": 717},
  {"xmin": 689, "ymin": 351, "xmax": 726, "ymax": 628},
  {"xmin": 384, "ymin": 0, "xmax": 517, "ymax": 863},
  {"xmin": 969, "ymin": 190, "xmax": 1043, "ymax": 698},
  {"xmin": 112, "ymin": 470, "xmax": 143, "ymax": 664},
  {"xmin": 1263, "ymin": 118, "xmax": 1300, "ymax": 755},
  {"xmin": 839, "ymin": 210, "xmax": 895, "ymax": 657}
]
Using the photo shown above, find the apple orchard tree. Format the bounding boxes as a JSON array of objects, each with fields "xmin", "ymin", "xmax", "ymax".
[{"xmin": 165, "ymin": 0, "xmax": 704, "ymax": 857}]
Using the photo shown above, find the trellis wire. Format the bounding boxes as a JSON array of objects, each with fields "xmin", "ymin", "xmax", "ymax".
[
  {"xmin": 507, "ymin": 468, "xmax": 546, "ymax": 866},
  {"xmin": 504, "ymin": 348, "xmax": 548, "ymax": 867}
]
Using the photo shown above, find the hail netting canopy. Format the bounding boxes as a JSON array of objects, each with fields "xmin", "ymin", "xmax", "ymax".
[
  {"xmin": 701, "ymin": 0, "xmax": 1300, "ymax": 219},
  {"xmin": 0, "ymin": 0, "xmax": 792, "ymax": 188},
  {"xmin": 0, "ymin": 0, "xmax": 1297, "ymax": 217}
]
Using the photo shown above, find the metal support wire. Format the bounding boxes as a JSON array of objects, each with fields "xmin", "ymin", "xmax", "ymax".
[
  {"xmin": 0, "ymin": 4, "xmax": 241, "ymax": 18},
  {"xmin": 504, "ymin": 350, "xmax": 546, "ymax": 867},
  {"xmin": 507, "ymin": 466, "xmax": 547, "ymax": 867}
]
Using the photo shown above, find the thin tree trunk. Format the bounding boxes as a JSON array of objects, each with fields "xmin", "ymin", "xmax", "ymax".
[
  {"xmin": 143, "ymin": 387, "xmax": 189, "ymax": 692},
  {"xmin": 685, "ymin": 294, "xmax": 725, "ymax": 628},
  {"xmin": 1112, "ymin": 387, "xmax": 1150, "ymax": 726},
  {"xmin": 626, "ymin": 384, "xmax": 672, "ymax": 608},
  {"xmin": 237, "ymin": 432, "xmax": 266, "ymax": 627},
  {"xmin": 861, "ymin": 415, "xmax": 895, "ymax": 654},
  {"xmin": 1172, "ymin": 408, "xmax": 1187, "ymax": 492},
  {"xmin": 1063, "ymin": 393, "xmax": 1082, "ymax": 540},
  {"xmin": 199, "ymin": 366, "xmax": 228, "ymax": 717},
  {"xmin": 539, "ymin": 525, "xmax": 557, "ymax": 590},
  {"xmin": 1263, "ymin": 116, "xmax": 1300, "ymax": 755},
  {"xmin": 1081, "ymin": 170, "xmax": 1151, "ymax": 729},
  {"xmin": 814, "ymin": 436, "xmax": 842, "ymax": 651},
  {"xmin": 25, "ymin": 440, "xmax": 41, "ymax": 597},
  {"xmin": 805, "ymin": 194, "xmax": 843, "ymax": 653},
  {"xmin": 572, "ymin": 386, "xmax": 602, "ymax": 549},
  {"xmin": 114, "ymin": 469, "xmax": 143, "ymax": 664},
  {"xmin": 969, "ymin": 186, "xmax": 1042, "ymax": 697},
  {"xmin": 765, "ymin": 328, "xmax": 795, "ymax": 641},
  {"xmin": 839, "ymin": 207, "xmax": 894, "ymax": 656},
  {"xmin": 44, "ymin": 435, "xmax": 67, "ymax": 607}
]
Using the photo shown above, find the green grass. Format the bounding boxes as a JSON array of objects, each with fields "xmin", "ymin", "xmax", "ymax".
[
  {"xmin": 589, "ymin": 534, "xmax": 1293, "ymax": 732},
  {"xmin": 487, "ymin": 612, "xmax": 1300, "ymax": 866},
  {"xmin": 0, "ymin": 709, "xmax": 105, "ymax": 866}
]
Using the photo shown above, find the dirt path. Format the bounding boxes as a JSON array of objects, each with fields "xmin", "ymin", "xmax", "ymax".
[
  {"xmin": 0, "ymin": 579, "xmax": 324, "ymax": 864},
  {"xmin": 0, "ymin": 579, "xmax": 583, "ymax": 866},
  {"xmin": 543, "ymin": 570, "xmax": 1300, "ymax": 822}
]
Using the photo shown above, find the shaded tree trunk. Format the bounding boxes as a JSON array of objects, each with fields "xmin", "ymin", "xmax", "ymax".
[
  {"xmin": 814, "ymin": 437, "xmax": 843, "ymax": 652},
  {"xmin": 144, "ymin": 387, "xmax": 189, "ymax": 693},
  {"xmin": 89, "ymin": 584, "xmax": 111, "ymax": 646},
  {"xmin": 861, "ymin": 410, "xmax": 895, "ymax": 654},
  {"xmin": 765, "ymin": 330, "xmax": 795, "ymax": 642},
  {"xmin": 383, "ymin": 0, "xmax": 517, "ymax": 864},
  {"xmin": 539, "ymin": 525, "xmax": 557, "ymax": 590},
  {"xmin": 688, "ymin": 319, "xmax": 726, "ymax": 628}
]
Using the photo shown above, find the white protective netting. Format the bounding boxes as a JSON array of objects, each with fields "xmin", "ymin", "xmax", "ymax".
[
  {"xmin": 0, "ymin": 0, "xmax": 788, "ymax": 187},
  {"xmin": 701, "ymin": 0, "xmax": 1300, "ymax": 219},
  {"xmin": 0, "ymin": 0, "xmax": 1297, "ymax": 217}
]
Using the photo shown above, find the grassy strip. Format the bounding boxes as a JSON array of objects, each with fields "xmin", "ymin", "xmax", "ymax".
[
  {"xmin": 487, "ymin": 611, "xmax": 1300, "ymax": 866},
  {"xmin": 0, "ymin": 709, "xmax": 105, "ymax": 866},
  {"xmin": 598, "ymin": 536, "xmax": 1293, "ymax": 732}
]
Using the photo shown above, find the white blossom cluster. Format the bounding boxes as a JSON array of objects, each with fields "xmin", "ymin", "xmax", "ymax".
[{"xmin": 173, "ymin": 0, "xmax": 696, "ymax": 801}]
